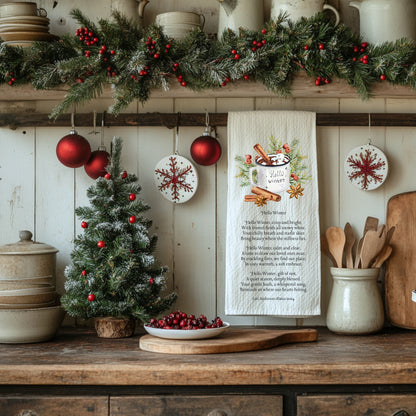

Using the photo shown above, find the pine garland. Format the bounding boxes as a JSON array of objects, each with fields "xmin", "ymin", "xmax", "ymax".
[{"xmin": 1, "ymin": 9, "xmax": 416, "ymax": 118}]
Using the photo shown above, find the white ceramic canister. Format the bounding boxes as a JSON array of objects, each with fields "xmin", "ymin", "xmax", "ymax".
[
  {"xmin": 218, "ymin": 0, "xmax": 264, "ymax": 38},
  {"xmin": 326, "ymin": 267, "xmax": 384, "ymax": 335},
  {"xmin": 349, "ymin": 0, "xmax": 416, "ymax": 44},
  {"xmin": 271, "ymin": 0, "xmax": 340, "ymax": 25}
]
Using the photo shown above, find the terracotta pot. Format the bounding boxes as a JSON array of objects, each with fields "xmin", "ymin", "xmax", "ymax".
[{"xmin": 94, "ymin": 317, "xmax": 136, "ymax": 338}]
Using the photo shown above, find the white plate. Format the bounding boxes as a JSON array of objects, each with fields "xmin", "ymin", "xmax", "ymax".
[{"xmin": 144, "ymin": 322, "xmax": 230, "ymax": 340}]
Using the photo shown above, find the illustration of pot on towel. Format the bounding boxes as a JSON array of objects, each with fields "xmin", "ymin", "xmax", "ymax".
[{"xmin": 249, "ymin": 143, "xmax": 291, "ymax": 195}]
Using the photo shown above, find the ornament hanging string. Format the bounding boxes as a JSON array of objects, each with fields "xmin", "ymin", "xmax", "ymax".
[
  {"xmin": 368, "ymin": 113, "xmax": 372, "ymax": 145},
  {"xmin": 175, "ymin": 112, "xmax": 181, "ymax": 155}
]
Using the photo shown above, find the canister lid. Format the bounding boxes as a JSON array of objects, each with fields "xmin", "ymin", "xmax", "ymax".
[{"xmin": 0, "ymin": 231, "xmax": 59, "ymax": 255}]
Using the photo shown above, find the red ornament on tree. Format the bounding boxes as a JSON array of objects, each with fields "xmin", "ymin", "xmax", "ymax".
[
  {"xmin": 129, "ymin": 193, "xmax": 136, "ymax": 201},
  {"xmin": 81, "ymin": 221, "xmax": 88, "ymax": 229},
  {"xmin": 104, "ymin": 173, "xmax": 111, "ymax": 180},
  {"xmin": 81, "ymin": 270, "xmax": 87, "ymax": 276},
  {"xmin": 121, "ymin": 170, "xmax": 128, "ymax": 178},
  {"xmin": 190, "ymin": 126, "xmax": 222, "ymax": 166},
  {"xmin": 129, "ymin": 215, "xmax": 136, "ymax": 224},
  {"xmin": 84, "ymin": 147, "xmax": 110, "ymax": 179},
  {"xmin": 97, "ymin": 240, "xmax": 106, "ymax": 248},
  {"xmin": 88, "ymin": 293, "xmax": 96, "ymax": 302},
  {"xmin": 56, "ymin": 130, "xmax": 91, "ymax": 168}
]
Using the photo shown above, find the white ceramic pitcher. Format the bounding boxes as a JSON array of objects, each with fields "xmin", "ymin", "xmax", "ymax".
[
  {"xmin": 349, "ymin": 0, "xmax": 416, "ymax": 44},
  {"xmin": 217, "ymin": 0, "xmax": 264, "ymax": 38},
  {"xmin": 111, "ymin": 0, "xmax": 149, "ymax": 28},
  {"xmin": 271, "ymin": 0, "xmax": 340, "ymax": 25}
]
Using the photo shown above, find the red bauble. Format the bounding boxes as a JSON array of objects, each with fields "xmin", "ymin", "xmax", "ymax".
[
  {"xmin": 129, "ymin": 215, "xmax": 136, "ymax": 224},
  {"xmin": 81, "ymin": 270, "xmax": 87, "ymax": 276},
  {"xmin": 81, "ymin": 221, "xmax": 88, "ymax": 229},
  {"xmin": 97, "ymin": 240, "xmax": 106, "ymax": 248},
  {"xmin": 149, "ymin": 277, "xmax": 154, "ymax": 284},
  {"xmin": 88, "ymin": 293, "xmax": 95, "ymax": 302},
  {"xmin": 121, "ymin": 170, "xmax": 128, "ymax": 178},
  {"xmin": 84, "ymin": 149, "xmax": 110, "ymax": 179},
  {"xmin": 56, "ymin": 131, "xmax": 91, "ymax": 168},
  {"xmin": 190, "ymin": 131, "xmax": 222, "ymax": 166},
  {"xmin": 129, "ymin": 193, "xmax": 136, "ymax": 201},
  {"xmin": 104, "ymin": 173, "xmax": 111, "ymax": 180}
]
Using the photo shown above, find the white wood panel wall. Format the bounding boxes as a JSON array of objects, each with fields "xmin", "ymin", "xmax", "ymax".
[{"xmin": 1, "ymin": 95, "xmax": 415, "ymax": 327}]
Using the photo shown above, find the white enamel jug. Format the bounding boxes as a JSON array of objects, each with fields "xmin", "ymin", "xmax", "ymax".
[
  {"xmin": 271, "ymin": 0, "xmax": 340, "ymax": 25},
  {"xmin": 111, "ymin": 0, "xmax": 149, "ymax": 29},
  {"xmin": 349, "ymin": 0, "xmax": 416, "ymax": 44},
  {"xmin": 218, "ymin": 0, "xmax": 264, "ymax": 38}
]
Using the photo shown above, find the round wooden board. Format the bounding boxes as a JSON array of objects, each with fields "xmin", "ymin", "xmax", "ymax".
[{"xmin": 139, "ymin": 328, "xmax": 318, "ymax": 354}]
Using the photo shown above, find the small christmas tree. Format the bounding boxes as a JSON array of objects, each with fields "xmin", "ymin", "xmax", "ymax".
[{"xmin": 61, "ymin": 137, "xmax": 177, "ymax": 324}]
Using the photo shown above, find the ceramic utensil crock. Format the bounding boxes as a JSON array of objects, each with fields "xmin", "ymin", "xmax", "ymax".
[{"xmin": 326, "ymin": 267, "xmax": 384, "ymax": 334}]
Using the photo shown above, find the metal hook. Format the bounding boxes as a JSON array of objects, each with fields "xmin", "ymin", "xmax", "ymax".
[
  {"xmin": 71, "ymin": 112, "xmax": 75, "ymax": 132},
  {"xmin": 99, "ymin": 112, "xmax": 106, "ymax": 150}
]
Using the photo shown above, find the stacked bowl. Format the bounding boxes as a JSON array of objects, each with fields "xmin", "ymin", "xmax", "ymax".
[
  {"xmin": 155, "ymin": 11, "xmax": 205, "ymax": 40},
  {"xmin": 0, "ymin": 230, "xmax": 64, "ymax": 343},
  {"xmin": 0, "ymin": 1, "xmax": 56, "ymax": 46}
]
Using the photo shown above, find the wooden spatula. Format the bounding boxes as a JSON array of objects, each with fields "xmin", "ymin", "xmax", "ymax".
[
  {"xmin": 360, "ymin": 228, "xmax": 386, "ymax": 269},
  {"xmin": 343, "ymin": 222, "xmax": 355, "ymax": 269},
  {"xmin": 325, "ymin": 227, "xmax": 345, "ymax": 268},
  {"xmin": 354, "ymin": 217, "xmax": 379, "ymax": 268},
  {"xmin": 320, "ymin": 234, "xmax": 337, "ymax": 267},
  {"xmin": 372, "ymin": 245, "xmax": 393, "ymax": 268}
]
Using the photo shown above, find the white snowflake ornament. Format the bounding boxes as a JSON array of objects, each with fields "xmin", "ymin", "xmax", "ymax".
[
  {"xmin": 344, "ymin": 144, "xmax": 388, "ymax": 191},
  {"xmin": 154, "ymin": 155, "xmax": 198, "ymax": 203}
]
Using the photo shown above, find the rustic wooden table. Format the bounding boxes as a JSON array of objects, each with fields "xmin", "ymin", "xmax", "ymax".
[{"xmin": 0, "ymin": 327, "xmax": 415, "ymax": 415}]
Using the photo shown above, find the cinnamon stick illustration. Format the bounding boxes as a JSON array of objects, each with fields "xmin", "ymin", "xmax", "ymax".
[
  {"xmin": 251, "ymin": 186, "xmax": 281, "ymax": 202},
  {"xmin": 253, "ymin": 143, "xmax": 272, "ymax": 165}
]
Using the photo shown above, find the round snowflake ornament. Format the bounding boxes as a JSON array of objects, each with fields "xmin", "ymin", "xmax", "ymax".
[
  {"xmin": 154, "ymin": 155, "xmax": 198, "ymax": 203},
  {"xmin": 344, "ymin": 144, "xmax": 388, "ymax": 191}
]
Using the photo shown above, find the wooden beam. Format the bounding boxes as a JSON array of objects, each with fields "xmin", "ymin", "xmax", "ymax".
[{"xmin": 1, "ymin": 112, "xmax": 416, "ymax": 129}]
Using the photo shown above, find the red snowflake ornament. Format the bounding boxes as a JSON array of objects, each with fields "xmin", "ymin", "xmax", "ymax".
[
  {"xmin": 154, "ymin": 155, "xmax": 198, "ymax": 203},
  {"xmin": 344, "ymin": 144, "xmax": 388, "ymax": 191}
]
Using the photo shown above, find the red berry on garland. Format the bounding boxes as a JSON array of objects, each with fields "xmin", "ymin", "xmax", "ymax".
[
  {"xmin": 231, "ymin": 49, "xmax": 237, "ymax": 54},
  {"xmin": 304, "ymin": 45, "xmax": 309, "ymax": 50},
  {"xmin": 149, "ymin": 277, "xmax": 154, "ymax": 284},
  {"xmin": 234, "ymin": 54, "xmax": 240, "ymax": 60},
  {"xmin": 129, "ymin": 215, "xmax": 136, "ymax": 224},
  {"xmin": 243, "ymin": 74, "xmax": 249, "ymax": 80},
  {"xmin": 56, "ymin": 131, "xmax": 91, "ymax": 168},
  {"xmin": 81, "ymin": 221, "xmax": 88, "ymax": 229},
  {"xmin": 319, "ymin": 43, "xmax": 325, "ymax": 50},
  {"xmin": 154, "ymin": 53, "xmax": 160, "ymax": 59},
  {"xmin": 84, "ymin": 148, "xmax": 110, "ymax": 179},
  {"xmin": 121, "ymin": 170, "xmax": 128, "ymax": 178},
  {"xmin": 110, "ymin": 50, "xmax": 115, "ymax": 55},
  {"xmin": 181, "ymin": 81, "xmax": 187, "ymax": 87},
  {"xmin": 262, "ymin": 29, "xmax": 266, "ymax": 34},
  {"xmin": 81, "ymin": 270, "xmax": 87, "ymax": 276},
  {"xmin": 88, "ymin": 293, "xmax": 95, "ymax": 302},
  {"xmin": 380, "ymin": 74, "xmax": 386, "ymax": 81},
  {"xmin": 104, "ymin": 173, "xmax": 111, "ymax": 180},
  {"xmin": 129, "ymin": 193, "xmax": 136, "ymax": 201},
  {"xmin": 77, "ymin": 78, "xmax": 84, "ymax": 83},
  {"xmin": 97, "ymin": 240, "xmax": 106, "ymax": 248}
]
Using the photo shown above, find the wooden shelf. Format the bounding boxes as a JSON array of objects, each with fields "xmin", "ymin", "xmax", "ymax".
[{"xmin": 1, "ymin": 73, "xmax": 416, "ymax": 102}]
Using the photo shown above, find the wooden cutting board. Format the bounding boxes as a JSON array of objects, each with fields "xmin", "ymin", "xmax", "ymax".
[
  {"xmin": 386, "ymin": 191, "xmax": 416, "ymax": 329},
  {"xmin": 139, "ymin": 328, "xmax": 318, "ymax": 354}
]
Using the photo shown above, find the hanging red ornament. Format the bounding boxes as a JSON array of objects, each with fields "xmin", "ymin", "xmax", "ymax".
[
  {"xmin": 97, "ymin": 240, "xmax": 106, "ymax": 248},
  {"xmin": 56, "ymin": 130, "xmax": 91, "ymax": 168},
  {"xmin": 88, "ymin": 293, "xmax": 96, "ymax": 302},
  {"xmin": 190, "ymin": 126, "xmax": 222, "ymax": 166},
  {"xmin": 129, "ymin": 193, "xmax": 136, "ymax": 201},
  {"xmin": 129, "ymin": 215, "xmax": 136, "ymax": 224},
  {"xmin": 190, "ymin": 111, "xmax": 221, "ymax": 166},
  {"xmin": 84, "ymin": 146, "xmax": 110, "ymax": 179},
  {"xmin": 121, "ymin": 170, "xmax": 128, "ymax": 178},
  {"xmin": 81, "ymin": 221, "xmax": 88, "ymax": 229}
]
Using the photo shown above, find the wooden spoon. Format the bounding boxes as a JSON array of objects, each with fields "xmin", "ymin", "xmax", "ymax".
[
  {"xmin": 360, "ymin": 229, "xmax": 386, "ymax": 269},
  {"xmin": 372, "ymin": 245, "xmax": 393, "ymax": 268},
  {"xmin": 354, "ymin": 217, "xmax": 379, "ymax": 268},
  {"xmin": 343, "ymin": 222, "xmax": 355, "ymax": 269},
  {"xmin": 320, "ymin": 234, "xmax": 337, "ymax": 267},
  {"xmin": 325, "ymin": 227, "xmax": 345, "ymax": 268}
]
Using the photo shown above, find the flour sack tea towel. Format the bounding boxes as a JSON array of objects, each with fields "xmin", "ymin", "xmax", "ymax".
[{"xmin": 225, "ymin": 111, "xmax": 320, "ymax": 316}]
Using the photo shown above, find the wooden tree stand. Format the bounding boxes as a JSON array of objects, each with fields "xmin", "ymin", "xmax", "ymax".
[{"xmin": 94, "ymin": 317, "xmax": 136, "ymax": 338}]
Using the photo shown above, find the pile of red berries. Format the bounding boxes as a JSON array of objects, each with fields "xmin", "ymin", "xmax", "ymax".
[{"xmin": 147, "ymin": 311, "xmax": 224, "ymax": 330}]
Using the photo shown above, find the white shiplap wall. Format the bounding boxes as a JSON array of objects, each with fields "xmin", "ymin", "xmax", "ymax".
[
  {"xmin": 1, "ymin": 95, "xmax": 415, "ymax": 327},
  {"xmin": 0, "ymin": 0, "xmax": 415, "ymax": 326}
]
